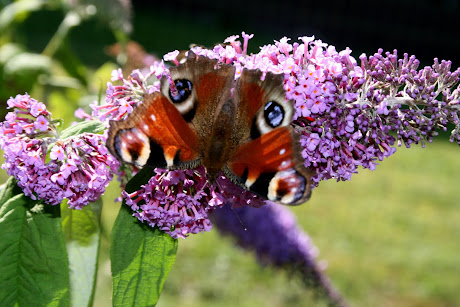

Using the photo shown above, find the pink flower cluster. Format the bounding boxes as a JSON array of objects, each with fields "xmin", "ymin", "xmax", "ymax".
[
  {"xmin": 102, "ymin": 33, "xmax": 460, "ymax": 237},
  {"xmin": 0, "ymin": 94, "xmax": 119, "ymax": 209},
  {"xmin": 123, "ymin": 166, "xmax": 265, "ymax": 238},
  {"xmin": 190, "ymin": 35, "xmax": 460, "ymax": 183}
]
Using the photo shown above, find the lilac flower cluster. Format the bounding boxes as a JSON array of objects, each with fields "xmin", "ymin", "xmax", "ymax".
[
  {"xmin": 122, "ymin": 166, "xmax": 265, "ymax": 238},
  {"xmin": 358, "ymin": 51, "xmax": 460, "ymax": 146},
  {"xmin": 0, "ymin": 94, "xmax": 119, "ymax": 209},
  {"xmin": 190, "ymin": 35, "xmax": 460, "ymax": 183},
  {"xmin": 101, "ymin": 32, "xmax": 460, "ymax": 237},
  {"xmin": 210, "ymin": 202, "xmax": 347, "ymax": 307}
]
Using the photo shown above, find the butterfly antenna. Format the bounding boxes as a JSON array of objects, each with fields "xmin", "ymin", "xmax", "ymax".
[{"xmin": 231, "ymin": 206, "xmax": 247, "ymax": 231}]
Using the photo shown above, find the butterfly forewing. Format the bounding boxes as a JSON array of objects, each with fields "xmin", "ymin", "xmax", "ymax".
[
  {"xmin": 233, "ymin": 69, "xmax": 294, "ymax": 141},
  {"xmin": 162, "ymin": 52, "xmax": 236, "ymax": 148}
]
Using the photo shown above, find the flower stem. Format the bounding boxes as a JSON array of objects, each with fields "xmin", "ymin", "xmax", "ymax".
[{"xmin": 42, "ymin": 11, "xmax": 81, "ymax": 58}]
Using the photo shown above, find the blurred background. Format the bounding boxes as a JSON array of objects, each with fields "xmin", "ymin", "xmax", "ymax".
[{"xmin": 0, "ymin": 0, "xmax": 459, "ymax": 306}]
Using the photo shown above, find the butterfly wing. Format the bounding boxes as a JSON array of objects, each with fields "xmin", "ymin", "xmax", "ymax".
[
  {"xmin": 227, "ymin": 126, "xmax": 311, "ymax": 205},
  {"xmin": 232, "ymin": 69, "xmax": 294, "ymax": 141},
  {"xmin": 107, "ymin": 51, "xmax": 236, "ymax": 170},
  {"xmin": 107, "ymin": 93, "xmax": 200, "ymax": 168},
  {"xmin": 226, "ymin": 69, "xmax": 312, "ymax": 205},
  {"xmin": 161, "ymin": 51, "xmax": 236, "ymax": 147}
]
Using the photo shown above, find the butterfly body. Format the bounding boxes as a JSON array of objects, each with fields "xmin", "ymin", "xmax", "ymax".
[
  {"xmin": 202, "ymin": 99, "xmax": 236, "ymax": 181},
  {"xmin": 107, "ymin": 51, "xmax": 312, "ymax": 205}
]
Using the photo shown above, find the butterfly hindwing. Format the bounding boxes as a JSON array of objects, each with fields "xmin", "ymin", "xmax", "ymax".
[{"xmin": 227, "ymin": 126, "xmax": 311, "ymax": 205}]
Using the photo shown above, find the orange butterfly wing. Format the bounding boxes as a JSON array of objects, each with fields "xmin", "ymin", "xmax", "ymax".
[
  {"xmin": 227, "ymin": 126, "xmax": 311, "ymax": 205},
  {"xmin": 107, "ymin": 93, "xmax": 200, "ymax": 168},
  {"xmin": 224, "ymin": 69, "xmax": 312, "ymax": 205}
]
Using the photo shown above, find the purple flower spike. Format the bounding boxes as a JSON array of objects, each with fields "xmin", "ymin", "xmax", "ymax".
[{"xmin": 210, "ymin": 203, "xmax": 348, "ymax": 307}]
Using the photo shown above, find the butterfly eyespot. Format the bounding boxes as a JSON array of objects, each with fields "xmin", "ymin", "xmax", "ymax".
[
  {"xmin": 113, "ymin": 128, "xmax": 151, "ymax": 167},
  {"xmin": 251, "ymin": 100, "xmax": 292, "ymax": 139},
  {"xmin": 264, "ymin": 101, "xmax": 285, "ymax": 128},
  {"xmin": 169, "ymin": 79, "xmax": 193, "ymax": 103},
  {"xmin": 267, "ymin": 169, "xmax": 308, "ymax": 205}
]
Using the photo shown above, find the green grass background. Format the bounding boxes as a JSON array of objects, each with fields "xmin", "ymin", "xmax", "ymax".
[{"xmin": 88, "ymin": 140, "xmax": 459, "ymax": 307}]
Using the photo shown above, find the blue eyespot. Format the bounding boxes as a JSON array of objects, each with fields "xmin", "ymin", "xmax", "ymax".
[
  {"xmin": 264, "ymin": 101, "xmax": 284, "ymax": 128},
  {"xmin": 169, "ymin": 79, "xmax": 192, "ymax": 103}
]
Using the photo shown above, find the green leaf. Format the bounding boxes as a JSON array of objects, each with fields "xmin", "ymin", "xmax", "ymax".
[
  {"xmin": 0, "ymin": 0, "xmax": 46, "ymax": 32},
  {"xmin": 61, "ymin": 199, "xmax": 102, "ymax": 307},
  {"xmin": 0, "ymin": 177, "xmax": 21, "ymax": 205},
  {"xmin": 125, "ymin": 167, "xmax": 158, "ymax": 192},
  {"xmin": 3, "ymin": 52, "xmax": 52, "ymax": 91},
  {"xmin": 60, "ymin": 120, "xmax": 106, "ymax": 139},
  {"xmin": 111, "ymin": 168, "xmax": 178, "ymax": 307},
  {"xmin": 0, "ymin": 43, "xmax": 25, "ymax": 66},
  {"xmin": 0, "ymin": 178, "xmax": 70, "ymax": 306},
  {"xmin": 3, "ymin": 52, "xmax": 52, "ymax": 77}
]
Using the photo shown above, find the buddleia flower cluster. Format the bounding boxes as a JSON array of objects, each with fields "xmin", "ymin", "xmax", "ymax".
[
  {"xmin": 191, "ymin": 35, "xmax": 460, "ymax": 183},
  {"xmin": 100, "ymin": 32, "xmax": 460, "ymax": 237},
  {"xmin": 122, "ymin": 166, "xmax": 265, "ymax": 238},
  {"xmin": 0, "ymin": 94, "xmax": 119, "ymax": 209}
]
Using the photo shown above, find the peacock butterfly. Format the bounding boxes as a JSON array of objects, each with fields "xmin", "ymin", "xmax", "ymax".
[{"xmin": 107, "ymin": 51, "xmax": 312, "ymax": 205}]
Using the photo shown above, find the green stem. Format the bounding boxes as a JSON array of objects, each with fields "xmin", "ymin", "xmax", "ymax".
[{"xmin": 42, "ymin": 10, "xmax": 81, "ymax": 57}]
